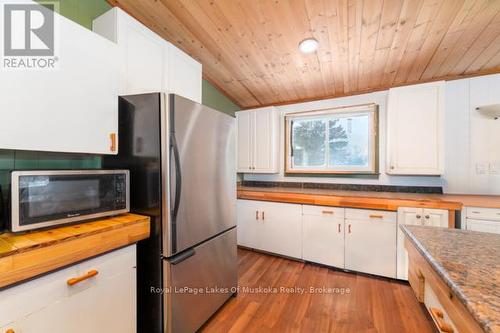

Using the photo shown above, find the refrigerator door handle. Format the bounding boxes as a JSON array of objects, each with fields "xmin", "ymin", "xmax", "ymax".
[
  {"xmin": 170, "ymin": 134, "xmax": 182, "ymax": 225},
  {"xmin": 169, "ymin": 248, "xmax": 195, "ymax": 265}
]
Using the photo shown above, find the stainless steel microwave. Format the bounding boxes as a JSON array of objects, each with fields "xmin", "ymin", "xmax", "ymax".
[{"xmin": 10, "ymin": 170, "xmax": 130, "ymax": 232}]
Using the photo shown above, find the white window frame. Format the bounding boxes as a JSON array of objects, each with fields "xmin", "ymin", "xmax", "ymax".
[{"xmin": 284, "ymin": 103, "xmax": 379, "ymax": 175}]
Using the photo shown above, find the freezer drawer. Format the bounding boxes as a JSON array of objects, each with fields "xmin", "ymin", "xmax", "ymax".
[{"xmin": 163, "ymin": 228, "xmax": 237, "ymax": 333}]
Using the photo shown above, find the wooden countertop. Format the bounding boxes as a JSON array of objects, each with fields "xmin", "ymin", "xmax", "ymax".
[
  {"xmin": 0, "ymin": 213, "xmax": 150, "ymax": 289},
  {"xmin": 237, "ymin": 186, "xmax": 500, "ymax": 211}
]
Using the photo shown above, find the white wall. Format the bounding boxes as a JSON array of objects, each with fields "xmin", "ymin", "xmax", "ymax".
[{"xmin": 244, "ymin": 74, "xmax": 500, "ymax": 195}]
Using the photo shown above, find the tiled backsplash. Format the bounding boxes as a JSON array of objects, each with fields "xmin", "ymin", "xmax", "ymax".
[
  {"xmin": 240, "ymin": 180, "xmax": 443, "ymax": 194},
  {"xmin": 0, "ymin": 149, "xmax": 101, "ymax": 200}
]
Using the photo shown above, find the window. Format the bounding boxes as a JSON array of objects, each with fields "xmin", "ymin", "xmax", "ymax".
[{"xmin": 285, "ymin": 104, "xmax": 378, "ymax": 174}]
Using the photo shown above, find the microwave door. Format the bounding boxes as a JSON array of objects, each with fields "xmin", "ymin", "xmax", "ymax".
[{"xmin": 10, "ymin": 170, "xmax": 129, "ymax": 232}]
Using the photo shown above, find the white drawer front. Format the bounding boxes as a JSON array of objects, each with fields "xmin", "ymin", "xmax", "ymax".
[
  {"xmin": 466, "ymin": 207, "xmax": 500, "ymax": 221},
  {"xmin": 0, "ymin": 245, "xmax": 136, "ymax": 328},
  {"xmin": 466, "ymin": 219, "xmax": 500, "ymax": 234},
  {"xmin": 302, "ymin": 205, "xmax": 345, "ymax": 218},
  {"xmin": 345, "ymin": 208, "xmax": 397, "ymax": 222}
]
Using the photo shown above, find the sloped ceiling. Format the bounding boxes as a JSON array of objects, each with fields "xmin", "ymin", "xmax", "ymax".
[{"xmin": 108, "ymin": 0, "xmax": 500, "ymax": 108}]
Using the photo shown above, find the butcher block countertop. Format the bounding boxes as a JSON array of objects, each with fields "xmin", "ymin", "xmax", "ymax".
[
  {"xmin": 237, "ymin": 186, "xmax": 500, "ymax": 211},
  {"xmin": 0, "ymin": 213, "xmax": 150, "ymax": 289},
  {"xmin": 402, "ymin": 225, "xmax": 500, "ymax": 333}
]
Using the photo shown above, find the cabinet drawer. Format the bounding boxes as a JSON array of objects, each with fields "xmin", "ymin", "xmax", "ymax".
[
  {"xmin": 424, "ymin": 281, "xmax": 458, "ymax": 333},
  {"xmin": 0, "ymin": 245, "xmax": 136, "ymax": 328},
  {"xmin": 302, "ymin": 205, "xmax": 345, "ymax": 218},
  {"xmin": 466, "ymin": 207, "xmax": 500, "ymax": 221},
  {"xmin": 345, "ymin": 208, "xmax": 396, "ymax": 222}
]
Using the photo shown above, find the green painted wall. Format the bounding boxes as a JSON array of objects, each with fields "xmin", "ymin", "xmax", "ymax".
[
  {"xmin": 38, "ymin": 0, "xmax": 112, "ymax": 30},
  {"xmin": 203, "ymin": 80, "xmax": 240, "ymax": 116}
]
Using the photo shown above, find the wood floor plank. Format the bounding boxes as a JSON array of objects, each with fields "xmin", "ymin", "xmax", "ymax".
[{"xmin": 200, "ymin": 249, "xmax": 435, "ymax": 333}]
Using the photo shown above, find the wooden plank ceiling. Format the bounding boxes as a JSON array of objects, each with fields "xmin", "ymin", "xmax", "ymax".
[{"xmin": 108, "ymin": 0, "xmax": 500, "ymax": 109}]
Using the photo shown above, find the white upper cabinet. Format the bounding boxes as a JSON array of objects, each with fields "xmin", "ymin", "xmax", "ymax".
[
  {"xmin": 93, "ymin": 8, "xmax": 202, "ymax": 102},
  {"xmin": 167, "ymin": 45, "xmax": 202, "ymax": 103},
  {"xmin": 236, "ymin": 107, "xmax": 279, "ymax": 173},
  {"xmin": 0, "ymin": 4, "xmax": 119, "ymax": 154},
  {"xmin": 387, "ymin": 81, "xmax": 445, "ymax": 175}
]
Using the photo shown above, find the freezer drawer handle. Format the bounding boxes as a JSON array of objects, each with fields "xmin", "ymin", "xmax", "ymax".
[{"xmin": 170, "ymin": 249, "xmax": 196, "ymax": 265}]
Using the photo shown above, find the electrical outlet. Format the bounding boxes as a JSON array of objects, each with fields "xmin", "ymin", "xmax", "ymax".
[
  {"xmin": 489, "ymin": 161, "xmax": 500, "ymax": 175},
  {"xmin": 476, "ymin": 163, "xmax": 487, "ymax": 175}
]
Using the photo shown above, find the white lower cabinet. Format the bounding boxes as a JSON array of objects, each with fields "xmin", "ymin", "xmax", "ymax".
[
  {"xmin": 344, "ymin": 209, "xmax": 397, "ymax": 278},
  {"xmin": 0, "ymin": 246, "xmax": 136, "ymax": 333},
  {"xmin": 465, "ymin": 207, "xmax": 500, "ymax": 234},
  {"xmin": 237, "ymin": 200, "xmax": 302, "ymax": 258},
  {"xmin": 397, "ymin": 207, "xmax": 449, "ymax": 280},
  {"xmin": 302, "ymin": 205, "xmax": 345, "ymax": 267},
  {"xmin": 237, "ymin": 200, "xmax": 401, "ymax": 279}
]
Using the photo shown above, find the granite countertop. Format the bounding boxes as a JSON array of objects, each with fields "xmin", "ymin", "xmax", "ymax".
[
  {"xmin": 237, "ymin": 185, "xmax": 500, "ymax": 209},
  {"xmin": 401, "ymin": 225, "xmax": 500, "ymax": 333}
]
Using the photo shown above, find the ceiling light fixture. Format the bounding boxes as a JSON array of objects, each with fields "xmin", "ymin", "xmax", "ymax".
[{"xmin": 298, "ymin": 38, "xmax": 319, "ymax": 54}]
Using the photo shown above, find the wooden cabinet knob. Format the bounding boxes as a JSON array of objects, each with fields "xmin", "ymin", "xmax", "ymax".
[
  {"xmin": 6, "ymin": 329, "xmax": 15, "ymax": 333},
  {"xmin": 67, "ymin": 270, "xmax": 99, "ymax": 286}
]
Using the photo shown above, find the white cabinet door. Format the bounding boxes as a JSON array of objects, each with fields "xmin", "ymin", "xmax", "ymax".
[
  {"xmin": 235, "ymin": 107, "xmax": 279, "ymax": 174},
  {"xmin": 302, "ymin": 206, "xmax": 345, "ymax": 267},
  {"xmin": 167, "ymin": 45, "xmax": 202, "ymax": 103},
  {"xmin": 236, "ymin": 112, "xmax": 253, "ymax": 172},
  {"xmin": 397, "ymin": 207, "xmax": 423, "ymax": 280},
  {"xmin": 423, "ymin": 208, "xmax": 449, "ymax": 227},
  {"xmin": 253, "ymin": 108, "xmax": 279, "ymax": 173},
  {"xmin": 94, "ymin": 7, "xmax": 165, "ymax": 95},
  {"xmin": 236, "ymin": 200, "xmax": 262, "ymax": 248},
  {"xmin": 124, "ymin": 21, "xmax": 165, "ymax": 94},
  {"xmin": 396, "ymin": 207, "xmax": 448, "ymax": 280},
  {"xmin": 259, "ymin": 201, "xmax": 302, "ymax": 258},
  {"xmin": 466, "ymin": 219, "xmax": 500, "ymax": 234},
  {"xmin": 345, "ymin": 210, "xmax": 397, "ymax": 278},
  {"xmin": 94, "ymin": 8, "xmax": 202, "ymax": 101},
  {"xmin": 387, "ymin": 81, "xmax": 445, "ymax": 175},
  {"xmin": 0, "ymin": 5, "xmax": 118, "ymax": 155}
]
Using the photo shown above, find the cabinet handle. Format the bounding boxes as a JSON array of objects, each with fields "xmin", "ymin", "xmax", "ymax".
[
  {"xmin": 67, "ymin": 270, "xmax": 99, "ymax": 286},
  {"xmin": 109, "ymin": 133, "xmax": 117, "ymax": 152},
  {"xmin": 416, "ymin": 215, "xmax": 422, "ymax": 219},
  {"xmin": 256, "ymin": 211, "xmax": 259, "ymax": 220},
  {"xmin": 369, "ymin": 214, "xmax": 384, "ymax": 219},
  {"xmin": 338, "ymin": 223, "xmax": 341, "ymax": 233},
  {"xmin": 425, "ymin": 215, "xmax": 430, "ymax": 219},
  {"xmin": 348, "ymin": 224, "xmax": 351, "ymax": 233},
  {"xmin": 322, "ymin": 210, "xmax": 334, "ymax": 215},
  {"xmin": 261, "ymin": 211, "xmax": 265, "ymax": 220},
  {"xmin": 429, "ymin": 307, "xmax": 454, "ymax": 333}
]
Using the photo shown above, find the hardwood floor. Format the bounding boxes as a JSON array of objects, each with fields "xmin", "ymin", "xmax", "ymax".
[{"xmin": 200, "ymin": 249, "xmax": 435, "ymax": 333}]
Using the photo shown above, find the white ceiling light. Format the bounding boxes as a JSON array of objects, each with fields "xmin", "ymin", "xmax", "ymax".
[{"xmin": 298, "ymin": 38, "xmax": 319, "ymax": 54}]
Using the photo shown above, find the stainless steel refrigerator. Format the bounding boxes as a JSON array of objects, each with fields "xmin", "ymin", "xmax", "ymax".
[{"xmin": 103, "ymin": 93, "xmax": 237, "ymax": 333}]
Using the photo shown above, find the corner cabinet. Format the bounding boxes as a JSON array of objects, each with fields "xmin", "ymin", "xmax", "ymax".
[
  {"xmin": 93, "ymin": 7, "xmax": 202, "ymax": 103},
  {"xmin": 236, "ymin": 107, "xmax": 279, "ymax": 173},
  {"xmin": 387, "ymin": 81, "xmax": 445, "ymax": 175},
  {"xmin": 396, "ymin": 207, "xmax": 449, "ymax": 280},
  {"xmin": 0, "ymin": 246, "xmax": 137, "ymax": 333}
]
